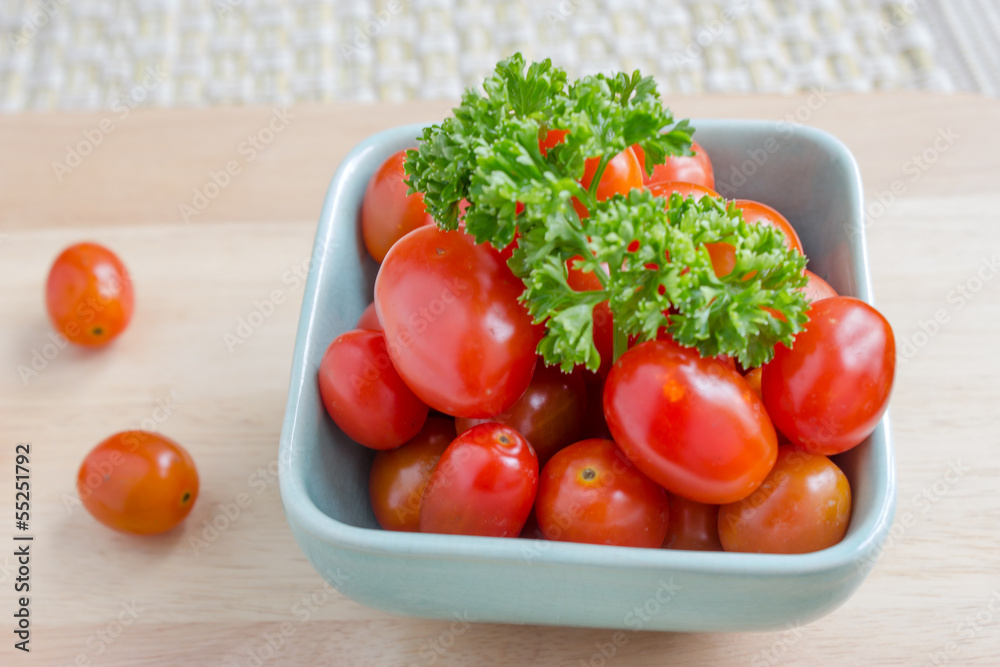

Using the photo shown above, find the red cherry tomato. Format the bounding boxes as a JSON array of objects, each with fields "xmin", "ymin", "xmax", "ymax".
[
  {"xmin": 540, "ymin": 129, "xmax": 643, "ymax": 219},
  {"xmin": 633, "ymin": 141, "xmax": 715, "ymax": 189},
  {"xmin": 604, "ymin": 339, "xmax": 778, "ymax": 504},
  {"xmin": 762, "ymin": 297, "xmax": 895, "ymax": 455},
  {"xmin": 662, "ymin": 493, "xmax": 723, "ymax": 551},
  {"xmin": 318, "ymin": 329, "xmax": 429, "ymax": 450},
  {"xmin": 456, "ymin": 361, "xmax": 588, "ymax": 466},
  {"xmin": 77, "ymin": 431, "xmax": 198, "ymax": 535},
  {"xmin": 419, "ymin": 423, "xmax": 538, "ymax": 537},
  {"xmin": 535, "ymin": 439, "xmax": 669, "ymax": 547},
  {"xmin": 743, "ymin": 366, "xmax": 763, "ymax": 399},
  {"xmin": 645, "ymin": 180, "xmax": 719, "ymax": 202},
  {"xmin": 718, "ymin": 447, "xmax": 851, "ymax": 553},
  {"xmin": 733, "ymin": 199, "xmax": 804, "ymax": 255},
  {"xmin": 361, "ymin": 149, "xmax": 435, "ymax": 263},
  {"xmin": 566, "ymin": 255, "xmax": 614, "ymax": 377},
  {"xmin": 45, "ymin": 242, "xmax": 134, "ymax": 346},
  {"xmin": 375, "ymin": 226, "xmax": 540, "ymax": 418},
  {"xmin": 801, "ymin": 270, "xmax": 837, "ymax": 303},
  {"xmin": 356, "ymin": 302, "xmax": 382, "ymax": 331},
  {"xmin": 368, "ymin": 417, "xmax": 454, "ymax": 531}
]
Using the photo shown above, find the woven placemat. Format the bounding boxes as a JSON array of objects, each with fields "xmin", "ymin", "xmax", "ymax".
[{"xmin": 0, "ymin": 0, "xmax": 991, "ymax": 112}]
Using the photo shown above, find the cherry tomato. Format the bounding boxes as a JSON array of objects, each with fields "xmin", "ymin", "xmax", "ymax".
[
  {"xmin": 802, "ymin": 270, "xmax": 837, "ymax": 303},
  {"xmin": 633, "ymin": 141, "xmax": 715, "ymax": 189},
  {"xmin": 45, "ymin": 242, "xmax": 134, "ymax": 346},
  {"xmin": 361, "ymin": 149, "xmax": 435, "ymax": 263},
  {"xmin": 762, "ymin": 297, "xmax": 895, "ymax": 455},
  {"xmin": 375, "ymin": 226, "xmax": 540, "ymax": 418},
  {"xmin": 77, "ymin": 431, "xmax": 198, "ymax": 535},
  {"xmin": 580, "ymin": 370, "xmax": 612, "ymax": 439},
  {"xmin": 456, "ymin": 361, "xmax": 588, "ymax": 466},
  {"xmin": 645, "ymin": 180, "xmax": 719, "ymax": 201},
  {"xmin": 566, "ymin": 255, "xmax": 613, "ymax": 377},
  {"xmin": 734, "ymin": 199, "xmax": 804, "ymax": 254},
  {"xmin": 535, "ymin": 439, "xmax": 669, "ymax": 547},
  {"xmin": 743, "ymin": 366, "xmax": 763, "ymax": 399},
  {"xmin": 540, "ymin": 129, "xmax": 643, "ymax": 219},
  {"xmin": 419, "ymin": 423, "xmax": 538, "ymax": 537},
  {"xmin": 604, "ymin": 339, "xmax": 778, "ymax": 504},
  {"xmin": 356, "ymin": 302, "xmax": 382, "ymax": 331},
  {"xmin": 661, "ymin": 493, "xmax": 723, "ymax": 551},
  {"xmin": 318, "ymin": 329, "xmax": 428, "ymax": 450},
  {"xmin": 368, "ymin": 417, "xmax": 454, "ymax": 531},
  {"xmin": 718, "ymin": 447, "xmax": 851, "ymax": 553}
]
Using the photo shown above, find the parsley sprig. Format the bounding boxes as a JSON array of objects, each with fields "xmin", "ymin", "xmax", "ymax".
[{"xmin": 405, "ymin": 54, "xmax": 808, "ymax": 371}]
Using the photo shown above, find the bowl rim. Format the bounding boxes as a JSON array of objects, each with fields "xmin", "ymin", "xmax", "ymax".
[{"xmin": 279, "ymin": 119, "xmax": 897, "ymax": 577}]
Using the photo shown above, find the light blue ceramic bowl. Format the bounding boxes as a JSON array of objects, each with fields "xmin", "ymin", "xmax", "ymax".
[{"xmin": 278, "ymin": 120, "xmax": 896, "ymax": 632}]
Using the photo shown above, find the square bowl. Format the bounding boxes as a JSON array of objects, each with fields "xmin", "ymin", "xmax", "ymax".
[{"xmin": 278, "ymin": 119, "xmax": 896, "ymax": 632}]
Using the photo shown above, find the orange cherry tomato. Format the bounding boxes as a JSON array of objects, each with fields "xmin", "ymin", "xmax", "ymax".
[
  {"xmin": 368, "ymin": 417, "xmax": 454, "ymax": 532},
  {"xmin": 77, "ymin": 431, "xmax": 199, "ymax": 535},
  {"xmin": 45, "ymin": 242, "xmax": 134, "ymax": 346},
  {"xmin": 733, "ymin": 199, "xmax": 804, "ymax": 254},
  {"xmin": 718, "ymin": 447, "xmax": 851, "ymax": 554},
  {"xmin": 801, "ymin": 269, "xmax": 838, "ymax": 303},
  {"xmin": 361, "ymin": 149, "xmax": 435, "ymax": 263},
  {"xmin": 632, "ymin": 140, "xmax": 715, "ymax": 189}
]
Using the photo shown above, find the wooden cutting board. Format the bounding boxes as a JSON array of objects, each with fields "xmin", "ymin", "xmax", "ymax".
[{"xmin": 1, "ymin": 93, "xmax": 999, "ymax": 666}]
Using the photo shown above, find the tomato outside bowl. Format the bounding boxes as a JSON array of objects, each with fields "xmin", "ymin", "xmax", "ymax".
[{"xmin": 278, "ymin": 120, "xmax": 896, "ymax": 632}]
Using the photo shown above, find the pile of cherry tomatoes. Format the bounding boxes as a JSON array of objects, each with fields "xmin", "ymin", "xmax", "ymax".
[{"xmin": 319, "ymin": 138, "xmax": 895, "ymax": 554}]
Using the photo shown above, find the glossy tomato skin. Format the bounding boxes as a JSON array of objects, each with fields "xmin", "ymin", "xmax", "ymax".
[
  {"xmin": 535, "ymin": 439, "xmax": 669, "ymax": 547},
  {"xmin": 375, "ymin": 226, "xmax": 540, "ymax": 418},
  {"xmin": 77, "ymin": 431, "xmax": 198, "ymax": 535},
  {"xmin": 662, "ymin": 493, "xmax": 723, "ymax": 551},
  {"xmin": 718, "ymin": 446, "xmax": 851, "ymax": 554},
  {"xmin": 733, "ymin": 199, "xmax": 804, "ymax": 254},
  {"xmin": 604, "ymin": 339, "xmax": 778, "ymax": 505},
  {"xmin": 361, "ymin": 149, "xmax": 434, "ymax": 263},
  {"xmin": 802, "ymin": 270, "xmax": 838, "ymax": 303},
  {"xmin": 419, "ymin": 423, "xmax": 538, "ymax": 537},
  {"xmin": 762, "ymin": 297, "xmax": 895, "ymax": 455},
  {"xmin": 645, "ymin": 180, "xmax": 719, "ymax": 202},
  {"xmin": 369, "ymin": 417, "xmax": 454, "ymax": 531},
  {"xmin": 46, "ymin": 242, "xmax": 134, "ymax": 346},
  {"xmin": 633, "ymin": 141, "xmax": 715, "ymax": 189},
  {"xmin": 743, "ymin": 367, "xmax": 763, "ymax": 399},
  {"xmin": 356, "ymin": 302, "xmax": 382, "ymax": 331},
  {"xmin": 318, "ymin": 330, "xmax": 428, "ymax": 450},
  {"xmin": 566, "ymin": 255, "xmax": 614, "ymax": 377},
  {"xmin": 456, "ymin": 361, "xmax": 587, "ymax": 466}
]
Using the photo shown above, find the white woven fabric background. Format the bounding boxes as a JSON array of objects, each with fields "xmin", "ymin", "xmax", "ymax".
[{"xmin": 0, "ymin": 0, "xmax": 994, "ymax": 112}]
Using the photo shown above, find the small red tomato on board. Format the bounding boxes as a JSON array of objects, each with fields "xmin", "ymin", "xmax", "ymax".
[
  {"xmin": 356, "ymin": 302, "xmax": 382, "ymax": 331},
  {"xmin": 535, "ymin": 439, "xmax": 670, "ymax": 548},
  {"xmin": 369, "ymin": 417, "xmax": 455, "ymax": 532},
  {"xmin": 45, "ymin": 242, "xmax": 134, "ymax": 346},
  {"xmin": 632, "ymin": 140, "xmax": 715, "ymax": 190},
  {"xmin": 762, "ymin": 297, "xmax": 895, "ymax": 456},
  {"xmin": 318, "ymin": 330, "xmax": 428, "ymax": 450},
  {"xmin": 419, "ymin": 423, "xmax": 538, "ymax": 537},
  {"xmin": 604, "ymin": 339, "xmax": 778, "ymax": 505},
  {"xmin": 77, "ymin": 431, "xmax": 198, "ymax": 535},
  {"xmin": 718, "ymin": 447, "xmax": 851, "ymax": 554},
  {"xmin": 801, "ymin": 270, "xmax": 838, "ymax": 303},
  {"xmin": 733, "ymin": 199, "xmax": 804, "ymax": 255},
  {"xmin": 361, "ymin": 149, "xmax": 435, "ymax": 263},
  {"xmin": 661, "ymin": 493, "xmax": 723, "ymax": 552},
  {"xmin": 456, "ymin": 362, "xmax": 588, "ymax": 466},
  {"xmin": 375, "ymin": 226, "xmax": 540, "ymax": 419}
]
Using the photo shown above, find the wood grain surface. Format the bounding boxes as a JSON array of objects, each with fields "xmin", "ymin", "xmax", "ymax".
[{"xmin": 1, "ymin": 93, "xmax": 999, "ymax": 666}]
